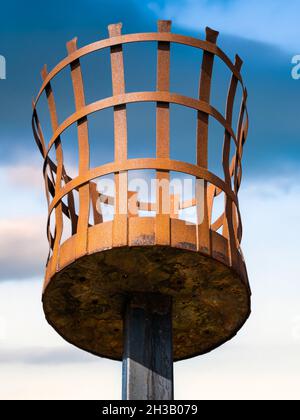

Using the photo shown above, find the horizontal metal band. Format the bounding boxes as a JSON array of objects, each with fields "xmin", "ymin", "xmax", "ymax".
[
  {"xmin": 33, "ymin": 32, "xmax": 245, "ymax": 108},
  {"xmin": 46, "ymin": 157, "xmax": 239, "ymax": 237},
  {"xmin": 43, "ymin": 91, "xmax": 237, "ymax": 166}
]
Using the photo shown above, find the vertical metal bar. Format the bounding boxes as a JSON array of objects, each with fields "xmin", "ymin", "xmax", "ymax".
[
  {"xmin": 196, "ymin": 27, "xmax": 219, "ymax": 255},
  {"xmin": 108, "ymin": 23, "xmax": 128, "ymax": 248},
  {"xmin": 32, "ymin": 107, "xmax": 54, "ymax": 262},
  {"xmin": 222, "ymin": 55, "xmax": 242, "ymax": 268},
  {"xmin": 197, "ymin": 27, "xmax": 219, "ymax": 168},
  {"xmin": 122, "ymin": 294, "xmax": 173, "ymax": 400},
  {"xmin": 231, "ymin": 88, "xmax": 247, "ymax": 247},
  {"xmin": 233, "ymin": 88, "xmax": 247, "ymax": 194},
  {"xmin": 155, "ymin": 20, "xmax": 171, "ymax": 246},
  {"xmin": 67, "ymin": 38, "xmax": 90, "ymax": 257},
  {"xmin": 62, "ymin": 167, "xmax": 78, "ymax": 235},
  {"xmin": 90, "ymin": 181, "xmax": 103, "ymax": 224},
  {"xmin": 41, "ymin": 65, "xmax": 63, "ymax": 273}
]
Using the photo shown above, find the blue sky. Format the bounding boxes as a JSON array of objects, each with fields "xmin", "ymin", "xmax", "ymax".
[
  {"xmin": 0, "ymin": 0, "xmax": 299, "ymax": 173},
  {"xmin": 0, "ymin": 0, "xmax": 300, "ymax": 400}
]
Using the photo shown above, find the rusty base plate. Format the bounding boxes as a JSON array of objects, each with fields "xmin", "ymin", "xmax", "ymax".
[{"xmin": 43, "ymin": 246, "xmax": 251, "ymax": 361}]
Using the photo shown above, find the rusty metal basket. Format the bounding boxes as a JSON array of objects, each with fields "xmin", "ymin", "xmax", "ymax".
[{"xmin": 32, "ymin": 20, "xmax": 250, "ymax": 362}]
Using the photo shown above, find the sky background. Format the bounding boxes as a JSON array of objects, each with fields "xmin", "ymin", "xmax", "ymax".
[{"xmin": 0, "ymin": 0, "xmax": 300, "ymax": 400}]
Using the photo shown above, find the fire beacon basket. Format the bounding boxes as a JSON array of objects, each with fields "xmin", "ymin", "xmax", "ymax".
[{"xmin": 32, "ymin": 21, "xmax": 251, "ymax": 362}]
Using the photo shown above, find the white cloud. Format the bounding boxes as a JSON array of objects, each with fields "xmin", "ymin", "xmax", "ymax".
[
  {"xmin": 0, "ymin": 163, "xmax": 46, "ymax": 219},
  {"xmin": 0, "ymin": 218, "xmax": 47, "ymax": 280},
  {"xmin": 0, "ymin": 162, "xmax": 48, "ymax": 280},
  {"xmin": 148, "ymin": 0, "xmax": 300, "ymax": 52},
  {"xmin": 5, "ymin": 164, "xmax": 43, "ymax": 189}
]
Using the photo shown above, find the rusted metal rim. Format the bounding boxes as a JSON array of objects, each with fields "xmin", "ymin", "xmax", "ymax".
[
  {"xmin": 33, "ymin": 32, "xmax": 245, "ymax": 108},
  {"xmin": 42, "ymin": 244, "xmax": 251, "ymax": 362}
]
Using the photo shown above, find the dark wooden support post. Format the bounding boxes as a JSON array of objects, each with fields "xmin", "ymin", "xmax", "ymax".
[{"xmin": 122, "ymin": 294, "xmax": 173, "ymax": 400}]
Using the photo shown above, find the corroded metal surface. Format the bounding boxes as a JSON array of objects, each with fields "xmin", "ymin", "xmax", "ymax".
[
  {"xmin": 43, "ymin": 242, "xmax": 250, "ymax": 361},
  {"xmin": 33, "ymin": 20, "xmax": 250, "ymax": 361}
]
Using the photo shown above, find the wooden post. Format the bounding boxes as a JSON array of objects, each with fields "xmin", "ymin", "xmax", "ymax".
[{"xmin": 122, "ymin": 294, "xmax": 173, "ymax": 400}]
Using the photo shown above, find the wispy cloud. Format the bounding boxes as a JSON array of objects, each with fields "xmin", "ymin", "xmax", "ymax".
[
  {"xmin": 148, "ymin": 0, "xmax": 300, "ymax": 52},
  {"xmin": 0, "ymin": 162, "xmax": 48, "ymax": 280},
  {"xmin": 0, "ymin": 163, "xmax": 45, "ymax": 219},
  {"xmin": 0, "ymin": 347, "xmax": 97, "ymax": 365},
  {"xmin": 5, "ymin": 164, "xmax": 43, "ymax": 190}
]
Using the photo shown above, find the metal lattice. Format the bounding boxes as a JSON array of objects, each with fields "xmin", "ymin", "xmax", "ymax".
[{"xmin": 32, "ymin": 21, "xmax": 250, "ymax": 361}]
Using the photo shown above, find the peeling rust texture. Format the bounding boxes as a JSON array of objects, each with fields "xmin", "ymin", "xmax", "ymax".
[{"xmin": 33, "ymin": 20, "xmax": 251, "ymax": 362}]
